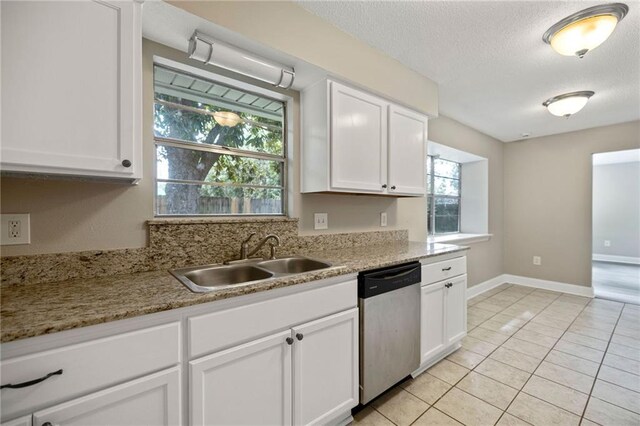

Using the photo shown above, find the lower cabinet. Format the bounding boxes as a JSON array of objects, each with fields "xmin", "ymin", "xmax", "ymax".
[
  {"xmin": 445, "ymin": 275, "xmax": 467, "ymax": 344},
  {"xmin": 190, "ymin": 308, "xmax": 358, "ymax": 426},
  {"xmin": 420, "ymin": 272, "xmax": 468, "ymax": 366},
  {"xmin": 32, "ymin": 367, "xmax": 181, "ymax": 426},
  {"xmin": 420, "ymin": 282, "xmax": 446, "ymax": 361}
]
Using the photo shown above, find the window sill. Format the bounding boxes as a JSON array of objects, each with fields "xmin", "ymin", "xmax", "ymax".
[{"xmin": 428, "ymin": 233, "xmax": 492, "ymax": 245}]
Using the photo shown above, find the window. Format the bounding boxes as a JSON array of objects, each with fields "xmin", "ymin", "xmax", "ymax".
[
  {"xmin": 427, "ymin": 156, "xmax": 461, "ymax": 234},
  {"xmin": 153, "ymin": 64, "xmax": 286, "ymax": 216}
]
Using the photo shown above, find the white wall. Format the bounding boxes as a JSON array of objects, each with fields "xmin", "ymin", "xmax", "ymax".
[{"xmin": 592, "ymin": 161, "xmax": 640, "ymax": 260}]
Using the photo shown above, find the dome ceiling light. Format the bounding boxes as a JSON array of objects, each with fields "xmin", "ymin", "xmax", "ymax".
[
  {"xmin": 543, "ymin": 3, "xmax": 629, "ymax": 58},
  {"xmin": 543, "ymin": 91, "xmax": 595, "ymax": 117}
]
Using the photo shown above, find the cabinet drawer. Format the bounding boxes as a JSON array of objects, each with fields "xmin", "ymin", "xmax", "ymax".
[
  {"xmin": 421, "ymin": 257, "xmax": 466, "ymax": 286},
  {"xmin": 0, "ymin": 322, "xmax": 180, "ymax": 421},
  {"xmin": 189, "ymin": 279, "xmax": 357, "ymax": 359}
]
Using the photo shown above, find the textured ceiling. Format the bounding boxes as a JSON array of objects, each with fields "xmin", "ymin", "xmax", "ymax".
[{"xmin": 297, "ymin": 1, "xmax": 640, "ymax": 142}]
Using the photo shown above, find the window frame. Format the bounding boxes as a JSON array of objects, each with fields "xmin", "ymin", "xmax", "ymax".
[
  {"xmin": 152, "ymin": 57, "xmax": 291, "ymax": 218},
  {"xmin": 427, "ymin": 155, "xmax": 462, "ymax": 235}
]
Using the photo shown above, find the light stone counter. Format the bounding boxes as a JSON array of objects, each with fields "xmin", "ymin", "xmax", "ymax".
[{"xmin": 0, "ymin": 242, "xmax": 467, "ymax": 343}]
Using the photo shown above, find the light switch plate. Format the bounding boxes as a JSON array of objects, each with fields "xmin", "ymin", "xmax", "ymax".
[
  {"xmin": 380, "ymin": 212, "xmax": 388, "ymax": 227},
  {"xmin": 533, "ymin": 256, "xmax": 542, "ymax": 266},
  {"xmin": 314, "ymin": 213, "xmax": 328, "ymax": 230},
  {"xmin": 1, "ymin": 213, "xmax": 31, "ymax": 245}
]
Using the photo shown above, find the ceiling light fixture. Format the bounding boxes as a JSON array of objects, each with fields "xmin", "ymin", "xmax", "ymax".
[
  {"xmin": 543, "ymin": 3, "xmax": 628, "ymax": 58},
  {"xmin": 213, "ymin": 111, "xmax": 242, "ymax": 127},
  {"xmin": 543, "ymin": 91, "xmax": 595, "ymax": 117}
]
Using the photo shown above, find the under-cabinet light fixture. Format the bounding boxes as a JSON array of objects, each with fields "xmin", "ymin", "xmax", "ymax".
[
  {"xmin": 543, "ymin": 3, "xmax": 629, "ymax": 58},
  {"xmin": 188, "ymin": 31, "xmax": 295, "ymax": 89}
]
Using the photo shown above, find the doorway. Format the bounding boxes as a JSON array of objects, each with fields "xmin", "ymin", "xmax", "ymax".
[{"xmin": 592, "ymin": 149, "xmax": 640, "ymax": 304}]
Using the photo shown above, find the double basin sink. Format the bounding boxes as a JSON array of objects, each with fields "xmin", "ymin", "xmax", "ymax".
[{"xmin": 170, "ymin": 256, "xmax": 333, "ymax": 293}]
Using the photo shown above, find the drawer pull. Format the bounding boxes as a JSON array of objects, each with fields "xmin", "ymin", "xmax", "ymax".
[
  {"xmin": 0, "ymin": 369, "xmax": 63, "ymax": 389},
  {"xmin": 442, "ymin": 266, "xmax": 452, "ymax": 271}
]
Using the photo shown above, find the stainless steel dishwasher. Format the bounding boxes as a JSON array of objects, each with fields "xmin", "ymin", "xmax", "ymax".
[{"xmin": 358, "ymin": 261, "xmax": 421, "ymax": 404}]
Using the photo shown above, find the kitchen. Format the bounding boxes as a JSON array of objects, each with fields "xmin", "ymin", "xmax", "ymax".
[{"xmin": 1, "ymin": 1, "xmax": 639, "ymax": 426}]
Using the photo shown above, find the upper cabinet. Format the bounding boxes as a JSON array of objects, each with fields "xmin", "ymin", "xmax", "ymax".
[
  {"xmin": 1, "ymin": 0, "xmax": 143, "ymax": 182},
  {"xmin": 302, "ymin": 80, "xmax": 428, "ymax": 196}
]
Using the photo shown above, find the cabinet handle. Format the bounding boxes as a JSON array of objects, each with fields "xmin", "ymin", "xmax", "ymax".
[
  {"xmin": 121, "ymin": 159, "xmax": 132, "ymax": 168},
  {"xmin": 445, "ymin": 283, "xmax": 453, "ymax": 288},
  {"xmin": 0, "ymin": 369, "xmax": 63, "ymax": 389},
  {"xmin": 286, "ymin": 337, "xmax": 294, "ymax": 345},
  {"xmin": 390, "ymin": 185, "xmax": 396, "ymax": 190},
  {"xmin": 442, "ymin": 266, "xmax": 452, "ymax": 271},
  {"xmin": 296, "ymin": 333, "xmax": 304, "ymax": 341},
  {"xmin": 382, "ymin": 184, "xmax": 387, "ymax": 189}
]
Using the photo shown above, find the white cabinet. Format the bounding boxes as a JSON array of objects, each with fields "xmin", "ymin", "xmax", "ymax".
[
  {"xmin": 420, "ymin": 282, "xmax": 446, "ymax": 361},
  {"xmin": 1, "ymin": 416, "xmax": 31, "ymax": 426},
  {"xmin": 418, "ymin": 257, "xmax": 468, "ymax": 368},
  {"xmin": 302, "ymin": 80, "xmax": 428, "ymax": 196},
  {"xmin": 32, "ymin": 367, "xmax": 181, "ymax": 426},
  {"xmin": 388, "ymin": 105, "xmax": 428, "ymax": 196},
  {"xmin": 190, "ymin": 308, "xmax": 359, "ymax": 426},
  {"xmin": 292, "ymin": 309, "xmax": 359, "ymax": 426},
  {"xmin": 445, "ymin": 275, "xmax": 467, "ymax": 344},
  {"xmin": 330, "ymin": 83, "xmax": 388, "ymax": 193},
  {"xmin": 190, "ymin": 330, "xmax": 292, "ymax": 426},
  {"xmin": 0, "ymin": 0, "xmax": 142, "ymax": 182}
]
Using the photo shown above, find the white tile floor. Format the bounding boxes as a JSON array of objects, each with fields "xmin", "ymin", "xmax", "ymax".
[{"xmin": 352, "ymin": 284, "xmax": 640, "ymax": 426}]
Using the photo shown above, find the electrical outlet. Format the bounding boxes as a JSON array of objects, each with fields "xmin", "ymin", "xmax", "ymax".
[
  {"xmin": 1, "ymin": 214, "xmax": 30, "ymax": 245},
  {"xmin": 533, "ymin": 256, "xmax": 542, "ymax": 266},
  {"xmin": 380, "ymin": 212, "xmax": 388, "ymax": 227},
  {"xmin": 314, "ymin": 213, "xmax": 328, "ymax": 230},
  {"xmin": 604, "ymin": 240, "xmax": 611, "ymax": 247}
]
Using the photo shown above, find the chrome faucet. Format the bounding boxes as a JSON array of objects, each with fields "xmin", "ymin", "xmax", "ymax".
[{"xmin": 235, "ymin": 233, "xmax": 281, "ymax": 262}]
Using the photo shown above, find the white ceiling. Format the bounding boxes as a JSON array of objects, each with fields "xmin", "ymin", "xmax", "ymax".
[{"xmin": 297, "ymin": 1, "xmax": 640, "ymax": 142}]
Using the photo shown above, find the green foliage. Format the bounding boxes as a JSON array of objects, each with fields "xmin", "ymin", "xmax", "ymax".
[{"xmin": 154, "ymin": 93, "xmax": 284, "ymax": 203}]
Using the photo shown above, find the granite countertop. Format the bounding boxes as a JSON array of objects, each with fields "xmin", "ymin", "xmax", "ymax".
[{"xmin": 0, "ymin": 242, "xmax": 467, "ymax": 343}]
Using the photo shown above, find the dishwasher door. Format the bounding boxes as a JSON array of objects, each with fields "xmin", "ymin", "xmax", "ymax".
[{"xmin": 359, "ymin": 278, "xmax": 421, "ymax": 404}]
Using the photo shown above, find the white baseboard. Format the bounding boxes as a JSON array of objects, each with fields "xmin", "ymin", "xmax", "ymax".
[
  {"xmin": 503, "ymin": 274, "xmax": 594, "ymax": 298},
  {"xmin": 467, "ymin": 273, "xmax": 594, "ymax": 299},
  {"xmin": 593, "ymin": 254, "xmax": 640, "ymax": 265},
  {"xmin": 467, "ymin": 275, "xmax": 506, "ymax": 300}
]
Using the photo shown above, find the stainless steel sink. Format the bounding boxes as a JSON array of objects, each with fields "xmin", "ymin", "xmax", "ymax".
[
  {"xmin": 170, "ymin": 264, "xmax": 274, "ymax": 293},
  {"xmin": 256, "ymin": 256, "xmax": 332, "ymax": 274},
  {"xmin": 170, "ymin": 256, "xmax": 333, "ymax": 293}
]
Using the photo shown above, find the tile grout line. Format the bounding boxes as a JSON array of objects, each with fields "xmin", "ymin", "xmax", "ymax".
[
  {"xmin": 578, "ymin": 301, "xmax": 626, "ymax": 422},
  {"xmin": 492, "ymin": 290, "xmax": 566, "ymax": 425}
]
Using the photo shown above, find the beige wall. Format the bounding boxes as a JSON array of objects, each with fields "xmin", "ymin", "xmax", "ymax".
[
  {"xmin": 0, "ymin": 39, "xmax": 400, "ymax": 256},
  {"xmin": 167, "ymin": 1, "xmax": 438, "ymax": 117},
  {"xmin": 397, "ymin": 115, "xmax": 505, "ymax": 287},
  {"xmin": 503, "ymin": 121, "xmax": 640, "ymax": 287}
]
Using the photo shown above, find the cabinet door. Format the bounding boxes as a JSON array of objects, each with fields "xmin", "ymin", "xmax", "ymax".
[
  {"xmin": 388, "ymin": 105, "xmax": 428, "ymax": 196},
  {"xmin": 330, "ymin": 82, "xmax": 388, "ymax": 193},
  {"xmin": 32, "ymin": 367, "xmax": 180, "ymax": 426},
  {"xmin": 1, "ymin": 0, "xmax": 141, "ymax": 180},
  {"xmin": 445, "ymin": 275, "xmax": 468, "ymax": 344},
  {"xmin": 421, "ymin": 282, "xmax": 447, "ymax": 363},
  {"xmin": 292, "ymin": 309, "xmax": 358, "ymax": 426},
  {"xmin": 1, "ymin": 416, "xmax": 31, "ymax": 426},
  {"xmin": 190, "ymin": 330, "xmax": 292, "ymax": 426}
]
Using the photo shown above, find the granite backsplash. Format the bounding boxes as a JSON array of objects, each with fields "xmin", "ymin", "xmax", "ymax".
[{"xmin": 1, "ymin": 218, "xmax": 408, "ymax": 286}]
